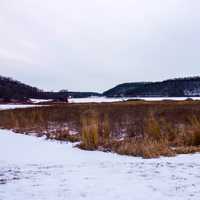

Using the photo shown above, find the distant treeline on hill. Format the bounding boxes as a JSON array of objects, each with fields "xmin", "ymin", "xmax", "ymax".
[
  {"xmin": 1, "ymin": 75, "xmax": 200, "ymax": 101},
  {"xmin": 0, "ymin": 76, "xmax": 101, "ymax": 101},
  {"xmin": 103, "ymin": 76, "xmax": 200, "ymax": 97}
]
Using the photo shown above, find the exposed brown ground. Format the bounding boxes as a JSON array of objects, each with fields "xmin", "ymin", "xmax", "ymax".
[{"xmin": 1, "ymin": 99, "xmax": 200, "ymax": 158}]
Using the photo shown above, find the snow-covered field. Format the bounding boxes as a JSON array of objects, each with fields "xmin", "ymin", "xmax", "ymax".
[
  {"xmin": 1, "ymin": 97, "xmax": 200, "ymax": 109},
  {"xmin": 30, "ymin": 99, "xmax": 53, "ymax": 103},
  {"xmin": 0, "ymin": 104, "xmax": 46, "ymax": 111},
  {"xmin": 0, "ymin": 104, "xmax": 45, "ymax": 111},
  {"xmin": 68, "ymin": 96, "xmax": 200, "ymax": 103},
  {"xmin": 0, "ymin": 129, "xmax": 200, "ymax": 200}
]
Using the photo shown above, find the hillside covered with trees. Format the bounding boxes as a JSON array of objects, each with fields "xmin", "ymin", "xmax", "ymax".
[
  {"xmin": 0, "ymin": 75, "xmax": 100, "ymax": 101},
  {"xmin": 103, "ymin": 77, "xmax": 200, "ymax": 97},
  {"xmin": 1, "ymin": 75, "xmax": 200, "ymax": 101}
]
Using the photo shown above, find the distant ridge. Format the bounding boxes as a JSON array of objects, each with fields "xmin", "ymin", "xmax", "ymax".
[
  {"xmin": 103, "ymin": 76, "xmax": 200, "ymax": 97},
  {"xmin": 1, "ymin": 75, "xmax": 200, "ymax": 100},
  {"xmin": 0, "ymin": 75, "xmax": 101, "ymax": 100}
]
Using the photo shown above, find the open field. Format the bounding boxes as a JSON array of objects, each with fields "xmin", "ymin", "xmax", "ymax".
[
  {"xmin": 1, "ymin": 129, "xmax": 200, "ymax": 200},
  {"xmin": 1, "ymin": 100, "xmax": 200, "ymax": 158}
]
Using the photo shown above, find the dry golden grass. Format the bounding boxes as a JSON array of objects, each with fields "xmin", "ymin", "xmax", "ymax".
[
  {"xmin": 80, "ymin": 110, "xmax": 99, "ymax": 150},
  {"xmin": 144, "ymin": 112, "xmax": 162, "ymax": 141},
  {"xmin": 1, "ymin": 100, "xmax": 200, "ymax": 158},
  {"xmin": 173, "ymin": 146, "xmax": 200, "ymax": 154},
  {"xmin": 186, "ymin": 116, "xmax": 200, "ymax": 146},
  {"xmin": 108, "ymin": 138, "xmax": 175, "ymax": 158},
  {"xmin": 100, "ymin": 113, "xmax": 111, "ymax": 144}
]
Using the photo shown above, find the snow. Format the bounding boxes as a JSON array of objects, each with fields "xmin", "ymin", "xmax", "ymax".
[
  {"xmin": 0, "ymin": 129, "xmax": 200, "ymax": 200},
  {"xmin": 30, "ymin": 99, "xmax": 53, "ymax": 103},
  {"xmin": 184, "ymin": 89, "xmax": 200, "ymax": 96},
  {"xmin": 1, "ymin": 97, "xmax": 200, "ymax": 109},
  {"xmin": 0, "ymin": 104, "xmax": 45, "ymax": 111},
  {"xmin": 69, "ymin": 96, "xmax": 200, "ymax": 103}
]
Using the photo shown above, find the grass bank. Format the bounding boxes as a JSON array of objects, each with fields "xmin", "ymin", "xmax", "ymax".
[{"xmin": 1, "ymin": 100, "xmax": 200, "ymax": 158}]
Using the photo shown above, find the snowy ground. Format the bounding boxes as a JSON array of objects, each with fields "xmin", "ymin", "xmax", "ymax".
[
  {"xmin": 68, "ymin": 96, "xmax": 200, "ymax": 103},
  {"xmin": 30, "ymin": 99, "xmax": 53, "ymax": 103},
  {"xmin": 0, "ymin": 104, "xmax": 45, "ymax": 111},
  {"xmin": 0, "ymin": 129, "xmax": 200, "ymax": 200},
  {"xmin": 1, "ymin": 97, "xmax": 200, "ymax": 108}
]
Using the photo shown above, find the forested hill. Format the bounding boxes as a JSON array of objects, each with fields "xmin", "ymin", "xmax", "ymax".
[
  {"xmin": 0, "ymin": 75, "xmax": 100, "ymax": 100},
  {"xmin": 1, "ymin": 75, "xmax": 200, "ymax": 100},
  {"xmin": 103, "ymin": 77, "xmax": 200, "ymax": 97},
  {"xmin": 0, "ymin": 76, "xmax": 69, "ymax": 100}
]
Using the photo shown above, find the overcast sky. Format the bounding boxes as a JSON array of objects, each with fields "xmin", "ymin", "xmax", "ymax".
[{"xmin": 0, "ymin": 0, "xmax": 200, "ymax": 92}]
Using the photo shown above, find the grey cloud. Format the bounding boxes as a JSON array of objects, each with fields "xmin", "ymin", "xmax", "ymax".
[{"xmin": 0, "ymin": 0, "xmax": 200, "ymax": 92}]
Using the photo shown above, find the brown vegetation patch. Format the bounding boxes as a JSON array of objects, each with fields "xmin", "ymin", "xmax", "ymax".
[{"xmin": 1, "ymin": 100, "xmax": 200, "ymax": 158}]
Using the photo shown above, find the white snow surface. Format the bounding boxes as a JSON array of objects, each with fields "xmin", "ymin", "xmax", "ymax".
[
  {"xmin": 1, "ymin": 97, "xmax": 200, "ymax": 109},
  {"xmin": 0, "ymin": 104, "xmax": 44, "ymax": 111},
  {"xmin": 69, "ymin": 96, "xmax": 200, "ymax": 103},
  {"xmin": 30, "ymin": 99, "xmax": 53, "ymax": 103},
  {"xmin": 0, "ymin": 129, "xmax": 200, "ymax": 200},
  {"xmin": 184, "ymin": 89, "xmax": 200, "ymax": 96}
]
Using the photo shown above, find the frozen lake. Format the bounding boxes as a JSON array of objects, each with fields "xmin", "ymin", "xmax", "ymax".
[
  {"xmin": 0, "ymin": 129, "xmax": 200, "ymax": 200},
  {"xmin": 68, "ymin": 96, "xmax": 200, "ymax": 103},
  {"xmin": 1, "ymin": 97, "xmax": 200, "ymax": 111}
]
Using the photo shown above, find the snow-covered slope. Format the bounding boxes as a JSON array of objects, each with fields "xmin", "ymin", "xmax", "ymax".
[
  {"xmin": 0, "ymin": 129, "xmax": 200, "ymax": 200},
  {"xmin": 184, "ymin": 89, "xmax": 200, "ymax": 96}
]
